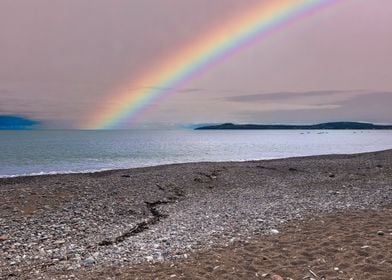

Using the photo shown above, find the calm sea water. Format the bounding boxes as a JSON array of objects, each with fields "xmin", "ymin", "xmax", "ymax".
[{"xmin": 1, "ymin": 129, "xmax": 392, "ymax": 178}]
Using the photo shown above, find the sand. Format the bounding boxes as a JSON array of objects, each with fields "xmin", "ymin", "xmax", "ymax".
[
  {"xmin": 1, "ymin": 150, "xmax": 391, "ymax": 279},
  {"xmin": 79, "ymin": 209, "xmax": 392, "ymax": 280}
]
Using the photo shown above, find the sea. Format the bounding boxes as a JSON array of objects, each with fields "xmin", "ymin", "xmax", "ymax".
[{"xmin": 1, "ymin": 129, "xmax": 392, "ymax": 178}]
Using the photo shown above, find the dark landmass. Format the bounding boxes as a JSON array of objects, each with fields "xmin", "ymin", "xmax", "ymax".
[
  {"xmin": 0, "ymin": 115, "xmax": 39, "ymax": 130},
  {"xmin": 195, "ymin": 121, "xmax": 392, "ymax": 130}
]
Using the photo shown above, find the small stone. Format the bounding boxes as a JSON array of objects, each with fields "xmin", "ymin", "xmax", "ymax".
[
  {"xmin": 82, "ymin": 256, "xmax": 95, "ymax": 267},
  {"xmin": 270, "ymin": 229, "xmax": 279, "ymax": 234},
  {"xmin": 0, "ymin": 235, "xmax": 8, "ymax": 242},
  {"xmin": 271, "ymin": 275, "xmax": 284, "ymax": 280},
  {"xmin": 377, "ymin": 231, "xmax": 384, "ymax": 236},
  {"xmin": 54, "ymin": 239, "xmax": 66, "ymax": 245}
]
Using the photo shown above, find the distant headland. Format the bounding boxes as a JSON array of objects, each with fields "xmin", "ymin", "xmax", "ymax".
[
  {"xmin": 195, "ymin": 122, "xmax": 392, "ymax": 130},
  {"xmin": 0, "ymin": 115, "xmax": 39, "ymax": 130}
]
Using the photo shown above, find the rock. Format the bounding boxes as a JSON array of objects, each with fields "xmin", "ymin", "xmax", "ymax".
[
  {"xmin": 0, "ymin": 235, "xmax": 8, "ymax": 242},
  {"xmin": 271, "ymin": 275, "xmax": 284, "ymax": 280},
  {"xmin": 377, "ymin": 231, "xmax": 384, "ymax": 236},
  {"xmin": 54, "ymin": 239, "xmax": 66, "ymax": 245},
  {"xmin": 82, "ymin": 256, "xmax": 95, "ymax": 267}
]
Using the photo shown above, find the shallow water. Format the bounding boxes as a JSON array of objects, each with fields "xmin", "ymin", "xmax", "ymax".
[{"xmin": 1, "ymin": 129, "xmax": 392, "ymax": 177}]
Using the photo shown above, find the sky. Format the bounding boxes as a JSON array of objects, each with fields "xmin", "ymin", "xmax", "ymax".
[{"xmin": 1, "ymin": 0, "xmax": 392, "ymax": 128}]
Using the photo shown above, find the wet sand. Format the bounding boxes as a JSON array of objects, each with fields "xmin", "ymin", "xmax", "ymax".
[{"xmin": 1, "ymin": 150, "xmax": 391, "ymax": 279}]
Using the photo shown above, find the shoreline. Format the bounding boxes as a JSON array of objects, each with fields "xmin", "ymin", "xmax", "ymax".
[
  {"xmin": 1, "ymin": 148, "xmax": 391, "ymax": 179},
  {"xmin": 1, "ymin": 150, "xmax": 391, "ymax": 279}
]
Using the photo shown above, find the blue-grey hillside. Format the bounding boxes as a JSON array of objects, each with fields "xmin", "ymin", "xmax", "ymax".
[{"xmin": 196, "ymin": 122, "xmax": 392, "ymax": 130}]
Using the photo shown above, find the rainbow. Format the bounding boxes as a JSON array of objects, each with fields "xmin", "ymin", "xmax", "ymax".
[{"xmin": 85, "ymin": 0, "xmax": 338, "ymax": 129}]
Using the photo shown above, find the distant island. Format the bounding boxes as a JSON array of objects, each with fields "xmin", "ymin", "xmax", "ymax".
[
  {"xmin": 195, "ymin": 122, "xmax": 392, "ymax": 130},
  {"xmin": 0, "ymin": 115, "xmax": 39, "ymax": 130}
]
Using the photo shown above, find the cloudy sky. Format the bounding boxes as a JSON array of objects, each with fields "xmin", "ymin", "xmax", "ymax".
[{"xmin": 1, "ymin": 0, "xmax": 392, "ymax": 128}]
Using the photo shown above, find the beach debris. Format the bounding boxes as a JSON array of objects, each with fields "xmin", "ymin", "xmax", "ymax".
[
  {"xmin": 169, "ymin": 274, "xmax": 177, "ymax": 278},
  {"xmin": 195, "ymin": 171, "xmax": 219, "ymax": 181},
  {"xmin": 377, "ymin": 230, "xmax": 385, "ymax": 236},
  {"xmin": 361, "ymin": 245, "xmax": 370, "ymax": 249},
  {"xmin": 328, "ymin": 174, "xmax": 335, "ymax": 178},
  {"xmin": 146, "ymin": 256, "xmax": 154, "ymax": 262},
  {"xmin": 193, "ymin": 177, "xmax": 203, "ymax": 183},
  {"xmin": 333, "ymin": 267, "xmax": 339, "ymax": 271},
  {"xmin": 308, "ymin": 269, "xmax": 319, "ymax": 278},
  {"xmin": 328, "ymin": 190, "xmax": 340, "ymax": 195},
  {"xmin": 270, "ymin": 229, "xmax": 280, "ymax": 234},
  {"xmin": 256, "ymin": 165, "xmax": 278, "ymax": 171},
  {"xmin": 156, "ymin": 183, "xmax": 165, "ymax": 190}
]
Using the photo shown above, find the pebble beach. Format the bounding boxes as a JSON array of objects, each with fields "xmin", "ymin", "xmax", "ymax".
[{"xmin": 1, "ymin": 150, "xmax": 391, "ymax": 279}]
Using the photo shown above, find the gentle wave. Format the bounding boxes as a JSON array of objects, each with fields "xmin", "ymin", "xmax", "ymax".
[
  {"xmin": 0, "ymin": 157, "xmax": 278, "ymax": 178},
  {"xmin": 1, "ymin": 130, "xmax": 392, "ymax": 178}
]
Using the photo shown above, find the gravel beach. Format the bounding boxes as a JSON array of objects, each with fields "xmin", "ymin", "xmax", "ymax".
[{"xmin": 1, "ymin": 150, "xmax": 391, "ymax": 279}]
